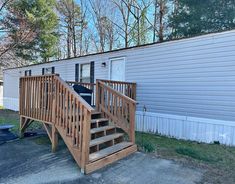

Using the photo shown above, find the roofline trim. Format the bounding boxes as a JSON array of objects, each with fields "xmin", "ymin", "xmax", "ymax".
[{"xmin": 4, "ymin": 28, "xmax": 235, "ymax": 71}]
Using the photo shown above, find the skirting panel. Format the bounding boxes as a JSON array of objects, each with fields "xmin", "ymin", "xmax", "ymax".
[
  {"xmin": 136, "ymin": 111, "xmax": 235, "ymax": 146},
  {"xmin": 3, "ymin": 97, "xmax": 19, "ymax": 111}
]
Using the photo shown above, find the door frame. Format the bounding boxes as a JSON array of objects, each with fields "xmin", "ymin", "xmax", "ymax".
[{"xmin": 108, "ymin": 57, "xmax": 126, "ymax": 81}]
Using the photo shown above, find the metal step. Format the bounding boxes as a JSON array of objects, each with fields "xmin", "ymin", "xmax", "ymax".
[
  {"xmin": 89, "ymin": 142, "xmax": 133, "ymax": 162},
  {"xmin": 89, "ymin": 133, "xmax": 123, "ymax": 147}
]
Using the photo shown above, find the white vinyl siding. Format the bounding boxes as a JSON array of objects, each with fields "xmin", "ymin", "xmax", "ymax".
[{"xmin": 3, "ymin": 29, "xmax": 235, "ymax": 123}]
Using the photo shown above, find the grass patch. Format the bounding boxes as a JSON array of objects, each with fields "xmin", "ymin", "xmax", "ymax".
[
  {"xmin": 0, "ymin": 106, "xmax": 4, "ymax": 109},
  {"xmin": 175, "ymin": 147, "xmax": 220, "ymax": 163},
  {"xmin": 0, "ymin": 109, "xmax": 20, "ymax": 133},
  {"xmin": 135, "ymin": 132, "xmax": 235, "ymax": 182},
  {"xmin": 136, "ymin": 131, "xmax": 235, "ymax": 165},
  {"xmin": 32, "ymin": 136, "xmax": 51, "ymax": 145},
  {"xmin": 0, "ymin": 109, "xmax": 43, "ymax": 134}
]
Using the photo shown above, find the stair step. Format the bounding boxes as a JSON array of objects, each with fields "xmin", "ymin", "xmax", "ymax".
[
  {"xmin": 90, "ymin": 125, "xmax": 115, "ymax": 134},
  {"xmin": 89, "ymin": 142, "xmax": 133, "ymax": 162},
  {"xmin": 90, "ymin": 133, "xmax": 123, "ymax": 147},
  {"xmin": 91, "ymin": 111, "xmax": 102, "ymax": 115},
  {"xmin": 91, "ymin": 118, "xmax": 109, "ymax": 124}
]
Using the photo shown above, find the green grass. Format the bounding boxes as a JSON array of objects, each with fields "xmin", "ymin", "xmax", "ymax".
[
  {"xmin": 0, "ymin": 106, "xmax": 4, "ymax": 109},
  {"xmin": 0, "ymin": 109, "xmax": 42, "ymax": 134},
  {"xmin": 136, "ymin": 132, "xmax": 235, "ymax": 183},
  {"xmin": 32, "ymin": 136, "xmax": 51, "ymax": 145},
  {"xmin": 136, "ymin": 132, "xmax": 235, "ymax": 165},
  {"xmin": 135, "ymin": 132, "xmax": 235, "ymax": 164},
  {"xmin": 0, "ymin": 109, "xmax": 20, "ymax": 133}
]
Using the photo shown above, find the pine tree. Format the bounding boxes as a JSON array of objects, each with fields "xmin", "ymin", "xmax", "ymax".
[
  {"xmin": 170, "ymin": 0, "xmax": 235, "ymax": 39},
  {"xmin": 3, "ymin": 0, "xmax": 59, "ymax": 62}
]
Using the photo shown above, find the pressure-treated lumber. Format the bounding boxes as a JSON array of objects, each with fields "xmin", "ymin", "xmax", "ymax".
[
  {"xmin": 89, "ymin": 133, "xmax": 123, "ymax": 147},
  {"xmin": 89, "ymin": 142, "xmax": 133, "ymax": 162},
  {"xmin": 19, "ymin": 75, "xmax": 137, "ymax": 174},
  {"xmin": 85, "ymin": 144, "xmax": 137, "ymax": 174},
  {"xmin": 90, "ymin": 125, "xmax": 115, "ymax": 134}
]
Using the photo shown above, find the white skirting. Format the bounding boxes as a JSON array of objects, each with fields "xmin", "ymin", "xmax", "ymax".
[
  {"xmin": 136, "ymin": 111, "xmax": 235, "ymax": 146},
  {"xmin": 3, "ymin": 97, "xmax": 19, "ymax": 111},
  {"xmin": 3, "ymin": 97, "xmax": 235, "ymax": 146}
]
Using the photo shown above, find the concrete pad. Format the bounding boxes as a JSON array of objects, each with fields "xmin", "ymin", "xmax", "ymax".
[{"xmin": 0, "ymin": 138, "xmax": 204, "ymax": 184}]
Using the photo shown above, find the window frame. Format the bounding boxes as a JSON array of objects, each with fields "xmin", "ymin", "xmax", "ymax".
[
  {"xmin": 80, "ymin": 63, "xmax": 91, "ymax": 83},
  {"xmin": 42, "ymin": 67, "xmax": 55, "ymax": 75},
  {"xmin": 25, "ymin": 70, "xmax": 32, "ymax": 76}
]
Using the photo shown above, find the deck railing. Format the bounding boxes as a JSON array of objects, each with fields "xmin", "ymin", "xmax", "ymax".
[
  {"xmin": 96, "ymin": 80, "xmax": 136, "ymax": 143},
  {"xmin": 66, "ymin": 81, "xmax": 96, "ymax": 106},
  {"xmin": 19, "ymin": 75, "xmax": 136, "ymax": 170},
  {"xmin": 99, "ymin": 79, "xmax": 136, "ymax": 100},
  {"xmin": 19, "ymin": 74, "xmax": 93, "ymax": 169}
]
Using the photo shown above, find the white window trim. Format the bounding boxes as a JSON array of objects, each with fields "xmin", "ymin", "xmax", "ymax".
[{"xmin": 108, "ymin": 57, "xmax": 126, "ymax": 81}]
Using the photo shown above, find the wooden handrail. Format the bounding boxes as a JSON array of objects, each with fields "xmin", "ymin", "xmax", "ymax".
[
  {"xmin": 19, "ymin": 74, "xmax": 93, "ymax": 169},
  {"xmin": 96, "ymin": 80, "xmax": 136, "ymax": 143},
  {"xmin": 66, "ymin": 81, "xmax": 96, "ymax": 106},
  {"xmin": 98, "ymin": 79, "xmax": 136, "ymax": 85},
  {"xmin": 99, "ymin": 81, "xmax": 136, "ymax": 104},
  {"xmin": 98, "ymin": 79, "xmax": 136, "ymax": 100}
]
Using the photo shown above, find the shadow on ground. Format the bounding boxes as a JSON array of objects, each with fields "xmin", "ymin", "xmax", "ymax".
[{"xmin": 0, "ymin": 136, "xmax": 204, "ymax": 184}]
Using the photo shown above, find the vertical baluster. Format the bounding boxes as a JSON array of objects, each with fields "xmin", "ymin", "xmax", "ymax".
[
  {"xmin": 79, "ymin": 102, "xmax": 83, "ymax": 149},
  {"xmin": 108, "ymin": 89, "xmax": 110, "ymax": 113},
  {"xmin": 69, "ymin": 93, "xmax": 72, "ymax": 136}
]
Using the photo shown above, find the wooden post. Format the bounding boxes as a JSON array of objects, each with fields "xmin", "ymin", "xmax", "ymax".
[
  {"xmin": 132, "ymin": 83, "xmax": 137, "ymax": 100},
  {"xmin": 19, "ymin": 116, "xmax": 24, "ymax": 138},
  {"xmin": 96, "ymin": 80, "xmax": 100, "ymax": 111},
  {"xmin": 129, "ymin": 103, "xmax": 136, "ymax": 143},
  {"xmin": 51, "ymin": 125, "xmax": 58, "ymax": 152},
  {"xmin": 80, "ymin": 109, "xmax": 91, "ymax": 174}
]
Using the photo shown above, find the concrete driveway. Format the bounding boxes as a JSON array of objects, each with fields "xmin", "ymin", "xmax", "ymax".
[{"xmin": 0, "ymin": 137, "xmax": 204, "ymax": 184}]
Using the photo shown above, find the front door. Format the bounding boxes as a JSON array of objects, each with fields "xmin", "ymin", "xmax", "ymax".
[{"xmin": 110, "ymin": 58, "xmax": 125, "ymax": 81}]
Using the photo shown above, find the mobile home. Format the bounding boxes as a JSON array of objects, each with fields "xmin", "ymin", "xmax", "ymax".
[{"xmin": 3, "ymin": 30, "xmax": 235, "ymax": 146}]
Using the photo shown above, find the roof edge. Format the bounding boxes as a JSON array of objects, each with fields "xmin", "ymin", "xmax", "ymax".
[{"xmin": 4, "ymin": 28, "xmax": 235, "ymax": 71}]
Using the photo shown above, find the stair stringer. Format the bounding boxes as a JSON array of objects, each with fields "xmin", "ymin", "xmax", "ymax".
[
  {"xmin": 85, "ymin": 144, "xmax": 137, "ymax": 174},
  {"xmin": 55, "ymin": 125, "xmax": 82, "ymax": 168}
]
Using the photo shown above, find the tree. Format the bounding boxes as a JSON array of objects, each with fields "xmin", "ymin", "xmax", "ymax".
[
  {"xmin": 112, "ymin": 0, "xmax": 133, "ymax": 48},
  {"xmin": 169, "ymin": 0, "xmax": 235, "ymax": 39},
  {"xmin": 152, "ymin": 0, "xmax": 169, "ymax": 42},
  {"xmin": 57, "ymin": 0, "xmax": 82, "ymax": 58},
  {"xmin": 2, "ymin": 0, "xmax": 59, "ymax": 62},
  {"xmin": 125, "ymin": 0, "xmax": 151, "ymax": 45}
]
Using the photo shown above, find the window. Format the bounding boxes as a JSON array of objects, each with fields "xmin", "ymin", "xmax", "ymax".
[
  {"xmin": 25, "ymin": 70, "xmax": 31, "ymax": 76},
  {"xmin": 75, "ymin": 64, "xmax": 79, "ymax": 82},
  {"xmin": 80, "ymin": 63, "xmax": 91, "ymax": 83},
  {"xmin": 42, "ymin": 67, "xmax": 55, "ymax": 75}
]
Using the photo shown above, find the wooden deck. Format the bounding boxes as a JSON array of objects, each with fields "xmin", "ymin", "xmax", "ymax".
[{"xmin": 19, "ymin": 74, "xmax": 137, "ymax": 174}]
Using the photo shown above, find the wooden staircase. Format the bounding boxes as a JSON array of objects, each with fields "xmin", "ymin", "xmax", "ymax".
[
  {"xmin": 86, "ymin": 111, "xmax": 137, "ymax": 173},
  {"xmin": 19, "ymin": 74, "xmax": 137, "ymax": 174}
]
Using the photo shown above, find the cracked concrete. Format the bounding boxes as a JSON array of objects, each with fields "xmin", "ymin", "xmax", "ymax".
[{"xmin": 0, "ymin": 137, "xmax": 204, "ymax": 184}]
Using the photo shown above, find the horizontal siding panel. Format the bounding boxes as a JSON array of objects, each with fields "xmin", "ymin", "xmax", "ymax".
[{"xmin": 3, "ymin": 29, "xmax": 235, "ymax": 124}]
